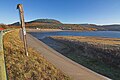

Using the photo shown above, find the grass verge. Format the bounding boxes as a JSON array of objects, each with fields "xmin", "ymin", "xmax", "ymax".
[{"xmin": 3, "ymin": 30, "xmax": 70, "ymax": 80}]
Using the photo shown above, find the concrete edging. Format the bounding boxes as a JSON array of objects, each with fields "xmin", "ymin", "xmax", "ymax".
[
  {"xmin": 0, "ymin": 30, "xmax": 7, "ymax": 80},
  {"xmin": 0, "ymin": 29, "xmax": 16, "ymax": 80}
]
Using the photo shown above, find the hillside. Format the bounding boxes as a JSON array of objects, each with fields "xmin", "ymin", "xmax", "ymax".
[
  {"xmin": 0, "ymin": 24, "xmax": 8, "ymax": 29},
  {"xmin": 10, "ymin": 19, "xmax": 120, "ymax": 31},
  {"xmin": 10, "ymin": 19, "xmax": 97, "ymax": 31},
  {"xmin": 3, "ymin": 30, "xmax": 70, "ymax": 80},
  {"xmin": 10, "ymin": 19, "xmax": 61, "ymax": 26},
  {"xmin": 97, "ymin": 25, "xmax": 120, "ymax": 31},
  {"xmin": 3, "ymin": 19, "xmax": 120, "ymax": 31},
  {"xmin": 28, "ymin": 19, "xmax": 61, "ymax": 24},
  {"xmin": 80, "ymin": 24, "xmax": 120, "ymax": 31}
]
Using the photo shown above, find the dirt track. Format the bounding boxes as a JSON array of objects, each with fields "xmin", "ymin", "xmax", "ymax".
[{"xmin": 25, "ymin": 32, "xmax": 110, "ymax": 80}]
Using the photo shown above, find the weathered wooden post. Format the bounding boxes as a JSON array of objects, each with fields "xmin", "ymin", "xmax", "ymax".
[{"xmin": 17, "ymin": 4, "xmax": 28, "ymax": 56}]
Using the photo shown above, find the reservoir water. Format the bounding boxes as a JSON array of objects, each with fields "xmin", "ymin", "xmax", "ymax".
[{"xmin": 29, "ymin": 31, "xmax": 120, "ymax": 39}]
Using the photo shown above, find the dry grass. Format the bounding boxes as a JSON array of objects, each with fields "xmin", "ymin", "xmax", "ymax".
[
  {"xmin": 51, "ymin": 36, "xmax": 120, "ymax": 46},
  {"xmin": 50, "ymin": 36, "xmax": 120, "ymax": 80},
  {"xmin": 3, "ymin": 30, "xmax": 70, "ymax": 80}
]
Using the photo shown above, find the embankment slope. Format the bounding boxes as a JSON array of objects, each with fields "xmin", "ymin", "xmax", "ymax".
[
  {"xmin": 27, "ymin": 31, "xmax": 110, "ymax": 80},
  {"xmin": 3, "ymin": 30, "xmax": 70, "ymax": 80}
]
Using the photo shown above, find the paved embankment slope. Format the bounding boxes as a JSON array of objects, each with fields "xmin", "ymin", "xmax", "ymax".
[{"xmin": 26, "ymin": 33, "xmax": 110, "ymax": 80}]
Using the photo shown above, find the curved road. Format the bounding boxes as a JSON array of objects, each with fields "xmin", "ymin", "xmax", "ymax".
[{"xmin": 25, "ymin": 32, "xmax": 111, "ymax": 80}]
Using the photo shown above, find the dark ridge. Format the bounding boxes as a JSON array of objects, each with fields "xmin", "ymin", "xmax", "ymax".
[{"xmin": 28, "ymin": 19, "xmax": 62, "ymax": 24}]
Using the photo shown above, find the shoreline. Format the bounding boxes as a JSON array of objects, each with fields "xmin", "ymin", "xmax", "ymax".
[
  {"xmin": 27, "ymin": 29, "xmax": 63, "ymax": 32},
  {"xmin": 26, "ymin": 28, "xmax": 97, "ymax": 32},
  {"xmin": 41, "ymin": 36, "xmax": 120, "ymax": 80}
]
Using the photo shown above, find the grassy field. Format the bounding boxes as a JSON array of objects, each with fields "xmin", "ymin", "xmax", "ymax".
[
  {"xmin": 49, "ymin": 36, "xmax": 120, "ymax": 80},
  {"xmin": 3, "ymin": 30, "xmax": 70, "ymax": 80}
]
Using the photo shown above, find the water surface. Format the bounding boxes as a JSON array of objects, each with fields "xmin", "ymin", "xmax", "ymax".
[{"xmin": 29, "ymin": 31, "xmax": 120, "ymax": 39}]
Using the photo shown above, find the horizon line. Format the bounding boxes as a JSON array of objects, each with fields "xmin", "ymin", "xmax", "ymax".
[{"xmin": 1, "ymin": 18, "xmax": 120, "ymax": 26}]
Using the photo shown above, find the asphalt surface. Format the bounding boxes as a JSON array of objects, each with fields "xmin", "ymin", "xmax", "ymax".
[{"xmin": 25, "ymin": 32, "xmax": 111, "ymax": 80}]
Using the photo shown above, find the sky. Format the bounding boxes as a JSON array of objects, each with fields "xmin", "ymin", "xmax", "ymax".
[{"xmin": 0, "ymin": 0, "xmax": 120, "ymax": 25}]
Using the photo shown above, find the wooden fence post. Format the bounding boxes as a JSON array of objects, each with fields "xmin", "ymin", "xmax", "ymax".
[{"xmin": 17, "ymin": 4, "xmax": 28, "ymax": 56}]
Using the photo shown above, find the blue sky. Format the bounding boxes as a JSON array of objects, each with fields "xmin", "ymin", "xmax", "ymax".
[{"xmin": 0, "ymin": 0, "xmax": 120, "ymax": 25}]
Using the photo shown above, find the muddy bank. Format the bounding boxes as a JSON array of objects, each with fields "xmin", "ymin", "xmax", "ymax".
[{"xmin": 41, "ymin": 36, "xmax": 120, "ymax": 80}]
